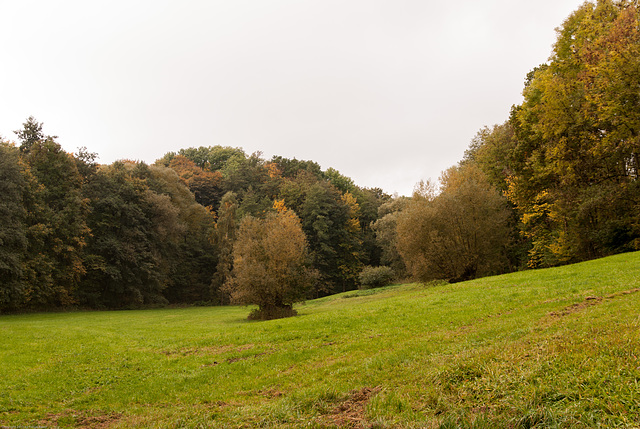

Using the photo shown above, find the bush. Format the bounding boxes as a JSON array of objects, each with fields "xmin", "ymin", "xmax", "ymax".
[
  {"xmin": 248, "ymin": 305, "xmax": 297, "ymax": 321},
  {"xmin": 359, "ymin": 266, "xmax": 394, "ymax": 289}
]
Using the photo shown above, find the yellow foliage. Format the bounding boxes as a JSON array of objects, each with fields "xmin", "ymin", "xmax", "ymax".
[
  {"xmin": 341, "ymin": 192, "xmax": 361, "ymax": 232},
  {"xmin": 273, "ymin": 199, "xmax": 297, "ymax": 219},
  {"xmin": 273, "ymin": 199, "xmax": 287, "ymax": 213},
  {"xmin": 266, "ymin": 162, "xmax": 282, "ymax": 179}
]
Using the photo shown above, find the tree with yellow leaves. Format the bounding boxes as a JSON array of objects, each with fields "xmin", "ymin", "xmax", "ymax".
[{"xmin": 223, "ymin": 201, "xmax": 314, "ymax": 320}]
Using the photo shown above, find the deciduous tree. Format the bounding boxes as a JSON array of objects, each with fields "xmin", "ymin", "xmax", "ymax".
[
  {"xmin": 0, "ymin": 142, "xmax": 28, "ymax": 311},
  {"xmin": 397, "ymin": 165, "xmax": 511, "ymax": 282},
  {"xmin": 210, "ymin": 192, "xmax": 239, "ymax": 304},
  {"xmin": 507, "ymin": 0, "xmax": 640, "ymax": 265},
  {"xmin": 224, "ymin": 204, "xmax": 313, "ymax": 320},
  {"xmin": 16, "ymin": 121, "xmax": 89, "ymax": 308}
]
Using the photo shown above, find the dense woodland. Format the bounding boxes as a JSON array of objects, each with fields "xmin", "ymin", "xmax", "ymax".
[{"xmin": 1, "ymin": 0, "xmax": 639, "ymax": 315}]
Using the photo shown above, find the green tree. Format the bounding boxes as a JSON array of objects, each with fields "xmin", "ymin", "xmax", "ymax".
[
  {"xmin": 143, "ymin": 164, "xmax": 217, "ymax": 304},
  {"xmin": 324, "ymin": 167, "xmax": 356, "ymax": 194},
  {"xmin": 281, "ymin": 177, "xmax": 360, "ymax": 294},
  {"xmin": 14, "ymin": 116, "xmax": 54, "ymax": 153},
  {"xmin": 15, "ymin": 121, "xmax": 89, "ymax": 308},
  {"xmin": 74, "ymin": 146, "xmax": 99, "ymax": 182},
  {"xmin": 178, "ymin": 146, "xmax": 247, "ymax": 171},
  {"xmin": 210, "ymin": 192, "xmax": 239, "ymax": 304},
  {"xmin": 347, "ymin": 186, "xmax": 389, "ymax": 268},
  {"xmin": 463, "ymin": 122, "xmax": 518, "ymax": 193},
  {"xmin": 80, "ymin": 162, "xmax": 178, "ymax": 307},
  {"xmin": 269, "ymin": 155, "xmax": 323, "ymax": 179},
  {"xmin": 371, "ymin": 197, "xmax": 410, "ymax": 277},
  {"xmin": 224, "ymin": 205, "xmax": 313, "ymax": 320},
  {"xmin": 0, "ymin": 142, "xmax": 28, "ymax": 311}
]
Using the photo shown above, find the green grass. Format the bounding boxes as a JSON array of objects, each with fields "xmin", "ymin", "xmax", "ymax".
[{"xmin": 2, "ymin": 252, "xmax": 640, "ymax": 428}]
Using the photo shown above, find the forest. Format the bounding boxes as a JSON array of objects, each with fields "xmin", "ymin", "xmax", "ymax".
[{"xmin": 1, "ymin": 0, "xmax": 639, "ymax": 316}]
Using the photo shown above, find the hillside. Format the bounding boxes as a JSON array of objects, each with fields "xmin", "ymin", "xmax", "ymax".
[{"xmin": 1, "ymin": 252, "xmax": 639, "ymax": 428}]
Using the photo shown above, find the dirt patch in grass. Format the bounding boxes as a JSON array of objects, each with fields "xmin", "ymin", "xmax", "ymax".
[
  {"xmin": 606, "ymin": 287, "xmax": 640, "ymax": 299},
  {"xmin": 227, "ymin": 351, "xmax": 268, "ymax": 363},
  {"xmin": 549, "ymin": 296, "xmax": 602, "ymax": 317},
  {"xmin": 549, "ymin": 287, "xmax": 640, "ymax": 318},
  {"xmin": 260, "ymin": 387, "xmax": 285, "ymax": 398},
  {"xmin": 200, "ymin": 349, "xmax": 269, "ymax": 367},
  {"xmin": 317, "ymin": 386, "xmax": 381, "ymax": 428},
  {"xmin": 161, "ymin": 343, "xmax": 254, "ymax": 357},
  {"xmin": 38, "ymin": 409, "xmax": 123, "ymax": 428}
]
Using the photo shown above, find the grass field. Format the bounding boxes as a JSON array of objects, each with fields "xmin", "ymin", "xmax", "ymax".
[{"xmin": 1, "ymin": 252, "xmax": 640, "ymax": 428}]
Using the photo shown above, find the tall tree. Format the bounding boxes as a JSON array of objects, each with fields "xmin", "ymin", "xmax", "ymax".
[
  {"xmin": 79, "ymin": 162, "xmax": 177, "ymax": 307},
  {"xmin": 210, "ymin": 192, "xmax": 239, "ymax": 304},
  {"xmin": 16, "ymin": 121, "xmax": 89, "ymax": 308},
  {"xmin": 143, "ymin": 164, "xmax": 217, "ymax": 303},
  {"xmin": 0, "ymin": 143, "xmax": 28, "ymax": 311},
  {"xmin": 14, "ymin": 116, "xmax": 51, "ymax": 153},
  {"xmin": 371, "ymin": 197, "xmax": 410, "ymax": 277},
  {"xmin": 508, "ymin": 0, "xmax": 640, "ymax": 266},
  {"xmin": 280, "ymin": 175, "xmax": 361, "ymax": 294}
]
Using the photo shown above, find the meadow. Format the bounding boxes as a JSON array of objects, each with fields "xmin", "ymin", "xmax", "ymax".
[{"xmin": 1, "ymin": 252, "xmax": 639, "ymax": 428}]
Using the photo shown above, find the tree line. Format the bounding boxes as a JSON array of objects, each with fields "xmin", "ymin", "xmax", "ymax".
[
  {"xmin": 0, "ymin": 117, "xmax": 389, "ymax": 314},
  {"xmin": 1, "ymin": 0, "xmax": 638, "ymax": 317}
]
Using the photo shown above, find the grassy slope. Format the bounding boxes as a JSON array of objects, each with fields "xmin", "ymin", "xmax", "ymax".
[{"xmin": 1, "ymin": 252, "xmax": 639, "ymax": 428}]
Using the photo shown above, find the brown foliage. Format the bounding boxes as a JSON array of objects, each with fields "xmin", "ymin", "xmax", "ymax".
[
  {"xmin": 168, "ymin": 155, "xmax": 223, "ymax": 210},
  {"xmin": 397, "ymin": 165, "xmax": 511, "ymax": 282},
  {"xmin": 223, "ymin": 207, "xmax": 313, "ymax": 319}
]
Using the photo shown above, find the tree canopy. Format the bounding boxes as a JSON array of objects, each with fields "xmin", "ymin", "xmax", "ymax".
[{"xmin": 3, "ymin": 0, "xmax": 639, "ymax": 313}]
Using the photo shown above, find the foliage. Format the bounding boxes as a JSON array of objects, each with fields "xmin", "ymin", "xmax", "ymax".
[
  {"xmin": 463, "ymin": 122, "xmax": 518, "ymax": 194},
  {"xmin": 166, "ymin": 155, "xmax": 223, "ymax": 210},
  {"xmin": 457, "ymin": 1, "xmax": 640, "ymax": 270},
  {"xmin": 143, "ymin": 163, "xmax": 217, "ymax": 303},
  {"xmin": 164, "ymin": 147, "xmax": 387, "ymax": 295},
  {"xmin": 371, "ymin": 197, "xmax": 409, "ymax": 276},
  {"xmin": 397, "ymin": 165, "xmax": 511, "ymax": 282},
  {"xmin": 324, "ymin": 167, "xmax": 356, "ymax": 194},
  {"xmin": 17, "ymin": 127, "xmax": 89, "ymax": 308},
  {"xmin": 358, "ymin": 265, "xmax": 394, "ymax": 289},
  {"xmin": 7, "ymin": 0, "xmax": 640, "ymax": 312},
  {"xmin": 79, "ymin": 162, "xmax": 172, "ymax": 307},
  {"xmin": 223, "ymin": 206, "xmax": 314, "ymax": 319},
  {"xmin": 2, "ymin": 116, "xmax": 389, "ymax": 311},
  {"xmin": 0, "ymin": 142, "xmax": 28, "ymax": 310},
  {"xmin": 74, "ymin": 160, "xmax": 218, "ymax": 308},
  {"xmin": 269, "ymin": 155, "xmax": 323, "ymax": 179},
  {"xmin": 210, "ymin": 191, "xmax": 239, "ymax": 304},
  {"xmin": 505, "ymin": 0, "xmax": 640, "ymax": 265},
  {"xmin": 284, "ymin": 177, "xmax": 363, "ymax": 294},
  {"xmin": 14, "ymin": 116, "xmax": 52, "ymax": 153}
]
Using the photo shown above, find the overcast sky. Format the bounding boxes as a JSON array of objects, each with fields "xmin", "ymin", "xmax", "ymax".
[{"xmin": 1, "ymin": 0, "xmax": 585, "ymax": 196}]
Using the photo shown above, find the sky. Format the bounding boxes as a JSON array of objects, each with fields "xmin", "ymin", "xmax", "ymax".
[{"xmin": 1, "ymin": 0, "xmax": 585, "ymax": 196}]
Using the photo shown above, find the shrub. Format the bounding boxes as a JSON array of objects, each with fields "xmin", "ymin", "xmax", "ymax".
[
  {"xmin": 359, "ymin": 266, "xmax": 394, "ymax": 289},
  {"xmin": 248, "ymin": 305, "xmax": 297, "ymax": 320}
]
